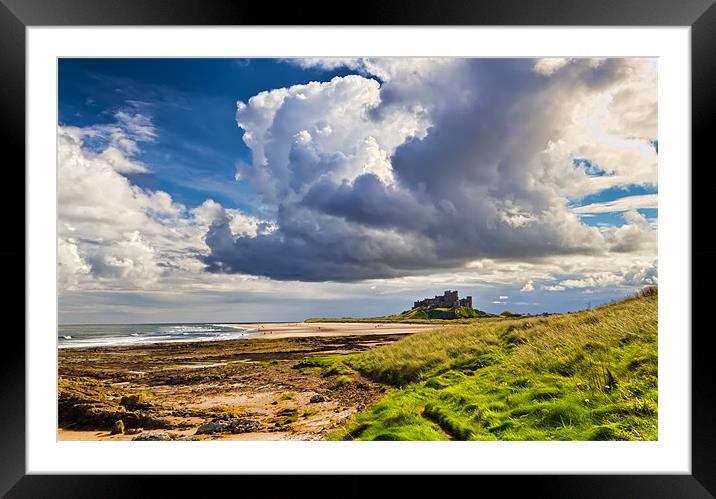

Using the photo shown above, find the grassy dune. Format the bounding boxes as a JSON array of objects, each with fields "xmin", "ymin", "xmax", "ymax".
[{"xmin": 330, "ymin": 288, "xmax": 657, "ymax": 441}]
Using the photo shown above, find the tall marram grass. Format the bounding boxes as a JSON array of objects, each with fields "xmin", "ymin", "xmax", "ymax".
[
  {"xmin": 348, "ymin": 321, "xmax": 504, "ymax": 386},
  {"xmin": 334, "ymin": 289, "xmax": 658, "ymax": 441}
]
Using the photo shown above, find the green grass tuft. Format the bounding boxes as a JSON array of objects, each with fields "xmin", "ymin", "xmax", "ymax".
[
  {"xmin": 294, "ymin": 355, "xmax": 355, "ymax": 377},
  {"xmin": 333, "ymin": 375, "xmax": 354, "ymax": 388},
  {"xmin": 294, "ymin": 356, "xmax": 338, "ymax": 369}
]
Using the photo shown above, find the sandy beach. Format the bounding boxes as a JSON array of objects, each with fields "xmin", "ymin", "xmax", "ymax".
[
  {"xmin": 58, "ymin": 321, "xmax": 442, "ymax": 441},
  {"xmin": 227, "ymin": 321, "xmax": 438, "ymax": 339}
]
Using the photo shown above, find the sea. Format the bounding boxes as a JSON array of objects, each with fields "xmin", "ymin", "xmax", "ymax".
[{"xmin": 57, "ymin": 323, "xmax": 256, "ymax": 349}]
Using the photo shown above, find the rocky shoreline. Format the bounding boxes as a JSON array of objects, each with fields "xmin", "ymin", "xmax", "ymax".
[{"xmin": 58, "ymin": 332, "xmax": 406, "ymax": 441}]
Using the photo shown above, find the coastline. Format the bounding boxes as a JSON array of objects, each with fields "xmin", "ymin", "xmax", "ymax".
[
  {"xmin": 58, "ymin": 322, "xmax": 442, "ymax": 441},
  {"xmin": 58, "ymin": 321, "xmax": 439, "ymax": 349}
]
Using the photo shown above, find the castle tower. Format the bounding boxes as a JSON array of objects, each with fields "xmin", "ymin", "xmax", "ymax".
[{"xmin": 444, "ymin": 290, "xmax": 459, "ymax": 307}]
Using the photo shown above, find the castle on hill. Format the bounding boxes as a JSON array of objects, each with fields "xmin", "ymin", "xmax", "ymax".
[{"xmin": 413, "ymin": 290, "xmax": 473, "ymax": 310}]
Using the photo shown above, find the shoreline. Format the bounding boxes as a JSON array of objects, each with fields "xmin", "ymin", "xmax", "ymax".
[
  {"xmin": 58, "ymin": 321, "xmax": 440, "ymax": 350},
  {"xmin": 58, "ymin": 323, "xmax": 445, "ymax": 441}
]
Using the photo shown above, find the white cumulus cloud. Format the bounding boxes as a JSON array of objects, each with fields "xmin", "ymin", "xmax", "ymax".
[
  {"xmin": 205, "ymin": 58, "xmax": 657, "ymax": 282},
  {"xmin": 58, "ymin": 118, "xmax": 262, "ymax": 291}
]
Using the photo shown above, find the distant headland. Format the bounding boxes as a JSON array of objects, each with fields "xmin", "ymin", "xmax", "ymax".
[{"xmin": 307, "ymin": 290, "xmax": 494, "ymax": 322}]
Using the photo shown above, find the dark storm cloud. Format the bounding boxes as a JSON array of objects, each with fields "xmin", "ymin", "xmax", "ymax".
[
  {"xmin": 301, "ymin": 173, "xmax": 438, "ymax": 232},
  {"xmin": 203, "ymin": 207, "xmax": 445, "ymax": 282}
]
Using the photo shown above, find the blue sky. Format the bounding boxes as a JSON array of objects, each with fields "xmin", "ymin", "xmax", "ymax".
[
  {"xmin": 59, "ymin": 58, "xmax": 355, "ymax": 212},
  {"xmin": 57, "ymin": 58, "xmax": 658, "ymax": 323},
  {"xmin": 573, "ymin": 184, "xmax": 658, "ymax": 227}
]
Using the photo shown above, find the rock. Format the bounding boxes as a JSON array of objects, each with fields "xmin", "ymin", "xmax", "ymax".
[
  {"xmin": 58, "ymin": 378, "xmax": 122, "ymax": 429},
  {"xmin": 196, "ymin": 417, "xmax": 261, "ymax": 435},
  {"xmin": 119, "ymin": 393, "xmax": 151, "ymax": 411},
  {"xmin": 132, "ymin": 431, "xmax": 172, "ymax": 441},
  {"xmin": 310, "ymin": 394, "xmax": 327, "ymax": 403},
  {"xmin": 195, "ymin": 421, "xmax": 230, "ymax": 435},
  {"xmin": 58, "ymin": 379, "xmax": 172, "ymax": 431},
  {"xmin": 123, "ymin": 411, "xmax": 175, "ymax": 430},
  {"xmin": 125, "ymin": 428, "xmax": 143, "ymax": 435},
  {"xmin": 229, "ymin": 417, "xmax": 261, "ymax": 434},
  {"xmin": 110, "ymin": 420, "xmax": 125, "ymax": 435}
]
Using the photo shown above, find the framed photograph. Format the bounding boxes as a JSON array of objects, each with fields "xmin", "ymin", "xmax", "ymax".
[{"xmin": 5, "ymin": 0, "xmax": 714, "ymax": 495}]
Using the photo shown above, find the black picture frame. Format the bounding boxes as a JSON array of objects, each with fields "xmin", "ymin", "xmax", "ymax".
[{"xmin": 3, "ymin": 0, "xmax": 713, "ymax": 496}]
